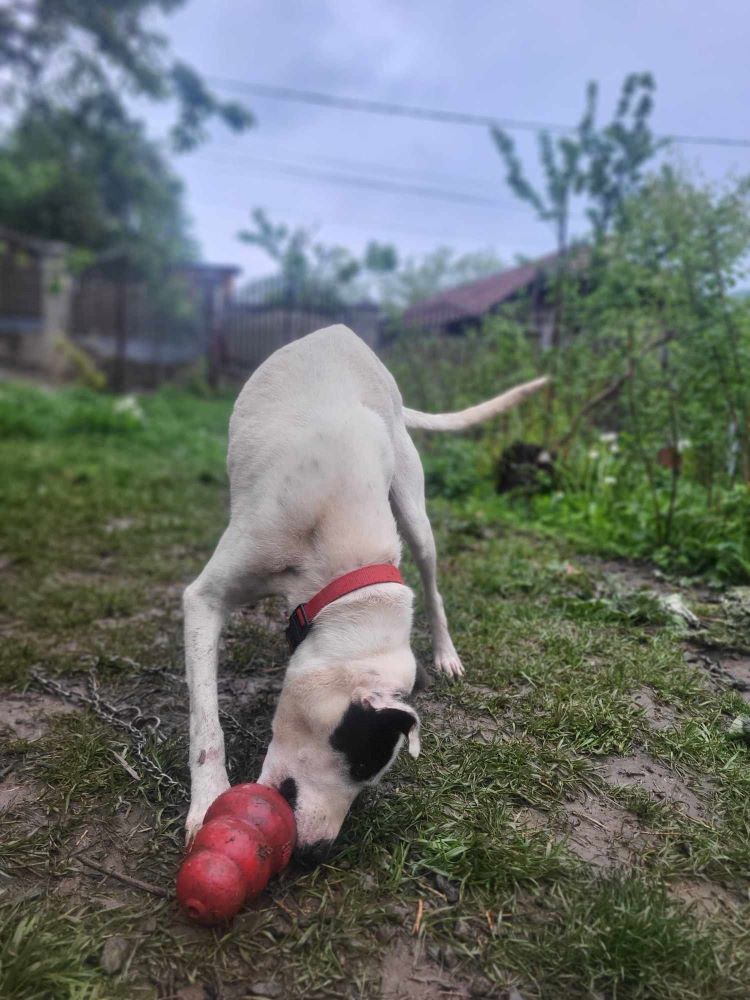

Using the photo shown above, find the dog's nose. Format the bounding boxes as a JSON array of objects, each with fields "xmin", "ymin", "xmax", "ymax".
[{"xmin": 293, "ymin": 839, "xmax": 335, "ymax": 869}]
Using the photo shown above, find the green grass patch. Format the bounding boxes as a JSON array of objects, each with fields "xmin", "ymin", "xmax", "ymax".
[{"xmin": 2, "ymin": 381, "xmax": 750, "ymax": 996}]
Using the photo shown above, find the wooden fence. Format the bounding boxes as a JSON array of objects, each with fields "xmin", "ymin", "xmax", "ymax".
[{"xmin": 0, "ymin": 230, "xmax": 384, "ymax": 387}]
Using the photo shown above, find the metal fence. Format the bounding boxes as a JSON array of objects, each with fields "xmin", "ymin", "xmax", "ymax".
[
  {"xmin": 0, "ymin": 231, "xmax": 384, "ymax": 387},
  {"xmin": 70, "ymin": 270, "xmax": 206, "ymax": 389},
  {"xmin": 219, "ymin": 276, "xmax": 381, "ymax": 374}
]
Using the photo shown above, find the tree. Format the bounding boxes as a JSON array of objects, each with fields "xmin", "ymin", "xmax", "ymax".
[
  {"xmin": 0, "ymin": 0, "xmax": 254, "ymax": 270},
  {"xmin": 491, "ymin": 74, "xmax": 662, "ymax": 251},
  {"xmin": 0, "ymin": 0, "xmax": 252, "ymax": 151},
  {"xmin": 490, "ymin": 70, "xmax": 663, "ymax": 427},
  {"xmin": 0, "ymin": 94, "xmax": 196, "ymax": 272},
  {"xmin": 238, "ymin": 208, "xmax": 397, "ymax": 307},
  {"xmin": 377, "ymin": 246, "xmax": 504, "ymax": 309}
]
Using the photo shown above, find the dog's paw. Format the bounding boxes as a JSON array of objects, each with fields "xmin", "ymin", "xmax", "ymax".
[
  {"xmin": 434, "ymin": 645, "xmax": 465, "ymax": 679},
  {"xmin": 185, "ymin": 773, "xmax": 230, "ymax": 846}
]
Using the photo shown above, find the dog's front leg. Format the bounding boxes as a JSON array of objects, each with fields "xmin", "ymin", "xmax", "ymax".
[{"xmin": 183, "ymin": 580, "xmax": 230, "ymax": 844}]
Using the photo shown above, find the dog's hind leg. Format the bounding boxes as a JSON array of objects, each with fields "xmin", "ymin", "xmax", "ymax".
[
  {"xmin": 183, "ymin": 524, "xmax": 264, "ymax": 843},
  {"xmin": 390, "ymin": 431, "xmax": 464, "ymax": 679}
]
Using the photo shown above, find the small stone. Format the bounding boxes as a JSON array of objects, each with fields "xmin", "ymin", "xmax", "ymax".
[
  {"xmin": 100, "ymin": 936, "xmax": 129, "ymax": 975},
  {"xmin": 175, "ymin": 987, "xmax": 209, "ymax": 1000},
  {"xmin": 441, "ymin": 944, "xmax": 460, "ymax": 968},
  {"xmin": 248, "ymin": 983, "xmax": 283, "ymax": 999},
  {"xmin": 374, "ymin": 923, "xmax": 393, "ymax": 944},
  {"xmin": 434, "ymin": 874, "xmax": 460, "ymax": 903},
  {"xmin": 453, "ymin": 918, "xmax": 473, "ymax": 939},
  {"xmin": 426, "ymin": 943, "xmax": 442, "ymax": 963},
  {"xmin": 728, "ymin": 716, "xmax": 750, "ymax": 740},
  {"xmin": 360, "ymin": 873, "xmax": 376, "ymax": 890},
  {"xmin": 55, "ymin": 877, "xmax": 80, "ymax": 896},
  {"xmin": 384, "ymin": 903, "xmax": 411, "ymax": 924},
  {"xmin": 469, "ymin": 977, "xmax": 498, "ymax": 998}
]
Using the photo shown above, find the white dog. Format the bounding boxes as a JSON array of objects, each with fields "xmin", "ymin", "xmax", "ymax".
[{"xmin": 183, "ymin": 325, "xmax": 546, "ymax": 861}]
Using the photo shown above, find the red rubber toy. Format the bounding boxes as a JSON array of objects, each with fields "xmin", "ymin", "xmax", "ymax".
[
  {"xmin": 204, "ymin": 784, "xmax": 296, "ymax": 873},
  {"xmin": 176, "ymin": 783, "xmax": 296, "ymax": 926}
]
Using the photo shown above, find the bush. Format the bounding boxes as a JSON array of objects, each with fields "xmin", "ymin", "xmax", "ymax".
[{"xmin": 389, "ymin": 170, "xmax": 750, "ymax": 585}]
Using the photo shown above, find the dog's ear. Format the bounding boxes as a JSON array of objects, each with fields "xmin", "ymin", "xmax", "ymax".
[
  {"xmin": 330, "ymin": 690, "xmax": 421, "ymax": 782},
  {"xmin": 358, "ymin": 691, "xmax": 421, "ymax": 758}
]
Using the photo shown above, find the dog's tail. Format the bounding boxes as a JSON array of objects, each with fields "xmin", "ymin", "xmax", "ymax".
[{"xmin": 402, "ymin": 376, "xmax": 549, "ymax": 432}]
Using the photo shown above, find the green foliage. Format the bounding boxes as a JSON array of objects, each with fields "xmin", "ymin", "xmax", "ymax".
[
  {"xmin": 378, "ymin": 245, "xmax": 505, "ymax": 309},
  {"xmin": 394, "ymin": 167, "xmax": 750, "ymax": 584},
  {"xmin": 0, "ymin": 0, "xmax": 252, "ymax": 286},
  {"xmin": 0, "ymin": 383, "xmax": 147, "ymax": 439},
  {"xmin": 0, "ymin": 0, "xmax": 252, "ymax": 152},
  {"xmin": 55, "ymin": 336, "xmax": 107, "ymax": 391},
  {"xmin": 508, "ymin": 875, "xmax": 729, "ymax": 998},
  {"xmin": 0, "ymin": 907, "xmax": 101, "ymax": 1000},
  {"xmin": 238, "ymin": 208, "xmax": 397, "ymax": 307},
  {"xmin": 491, "ymin": 73, "xmax": 662, "ymax": 247},
  {"xmin": 4, "ymin": 381, "xmax": 750, "ymax": 995},
  {"xmin": 0, "ymin": 95, "xmax": 196, "ymax": 271},
  {"xmin": 422, "ymin": 437, "xmax": 489, "ymax": 500}
]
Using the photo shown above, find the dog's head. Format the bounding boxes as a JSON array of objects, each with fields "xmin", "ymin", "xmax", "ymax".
[{"xmin": 258, "ymin": 650, "xmax": 420, "ymax": 864}]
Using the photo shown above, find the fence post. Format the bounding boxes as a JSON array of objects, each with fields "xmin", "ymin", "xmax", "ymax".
[
  {"xmin": 113, "ymin": 274, "xmax": 128, "ymax": 393},
  {"xmin": 206, "ymin": 282, "xmax": 219, "ymax": 389}
]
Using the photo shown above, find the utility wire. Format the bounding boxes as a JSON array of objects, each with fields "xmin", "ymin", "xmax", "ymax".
[
  {"xmin": 194, "ymin": 152, "xmax": 501, "ymax": 205},
  {"xmin": 206, "ymin": 141, "xmax": 498, "ymax": 191},
  {"xmin": 208, "ymin": 76, "xmax": 750, "ymax": 150}
]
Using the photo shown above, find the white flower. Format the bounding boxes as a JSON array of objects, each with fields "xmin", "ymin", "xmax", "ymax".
[
  {"xmin": 604, "ymin": 475, "xmax": 617, "ymax": 486},
  {"xmin": 587, "ymin": 448, "xmax": 600, "ymax": 461},
  {"xmin": 113, "ymin": 394, "xmax": 144, "ymax": 421},
  {"xmin": 599, "ymin": 431, "xmax": 618, "ymax": 444},
  {"xmin": 677, "ymin": 438, "xmax": 691, "ymax": 453},
  {"xmin": 610, "ymin": 443, "xmax": 620, "ymax": 454}
]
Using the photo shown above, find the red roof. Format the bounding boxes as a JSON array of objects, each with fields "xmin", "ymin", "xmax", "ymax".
[{"xmin": 402, "ymin": 251, "xmax": 560, "ymax": 329}]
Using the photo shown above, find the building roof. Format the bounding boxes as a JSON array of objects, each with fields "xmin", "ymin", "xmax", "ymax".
[{"xmin": 401, "ymin": 251, "xmax": 560, "ymax": 330}]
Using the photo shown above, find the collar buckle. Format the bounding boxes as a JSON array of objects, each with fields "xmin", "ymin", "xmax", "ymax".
[{"xmin": 286, "ymin": 604, "xmax": 312, "ymax": 652}]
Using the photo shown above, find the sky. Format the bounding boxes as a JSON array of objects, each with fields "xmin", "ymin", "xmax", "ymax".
[{"xmin": 153, "ymin": 0, "xmax": 750, "ymax": 281}]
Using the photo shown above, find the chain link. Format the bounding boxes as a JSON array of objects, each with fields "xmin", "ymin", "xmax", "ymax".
[{"xmin": 30, "ymin": 665, "xmax": 188, "ymax": 801}]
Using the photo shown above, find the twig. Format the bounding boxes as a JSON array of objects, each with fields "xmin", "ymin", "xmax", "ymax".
[
  {"xmin": 412, "ymin": 898, "xmax": 424, "ymax": 935},
  {"xmin": 274, "ymin": 897, "xmax": 298, "ymax": 920},
  {"xmin": 570, "ymin": 810, "xmax": 607, "ymax": 832},
  {"xmin": 77, "ymin": 854, "xmax": 169, "ymax": 898},
  {"xmin": 112, "ymin": 750, "xmax": 141, "ymax": 782}
]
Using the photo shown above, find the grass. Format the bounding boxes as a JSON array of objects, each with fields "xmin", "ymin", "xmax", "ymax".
[{"xmin": 1, "ymin": 381, "xmax": 750, "ymax": 998}]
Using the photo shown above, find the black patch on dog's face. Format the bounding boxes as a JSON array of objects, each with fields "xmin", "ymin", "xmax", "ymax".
[
  {"xmin": 278, "ymin": 776, "xmax": 298, "ymax": 811},
  {"xmin": 330, "ymin": 702, "xmax": 415, "ymax": 782}
]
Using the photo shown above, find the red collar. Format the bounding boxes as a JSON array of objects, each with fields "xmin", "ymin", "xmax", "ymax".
[{"xmin": 285, "ymin": 563, "xmax": 405, "ymax": 651}]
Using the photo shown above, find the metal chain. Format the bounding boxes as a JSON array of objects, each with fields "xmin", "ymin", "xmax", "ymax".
[{"xmin": 30, "ymin": 665, "xmax": 188, "ymax": 801}]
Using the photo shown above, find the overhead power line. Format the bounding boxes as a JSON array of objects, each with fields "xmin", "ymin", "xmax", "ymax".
[
  {"xmin": 209, "ymin": 77, "xmax": 570, "ymax": 134},
  {"xmin": 194, "ymin": 152, "xmax": 501, "ymax": 206},
  {"xmin": 208, "ymin": 76, "xmax": 750, "ymax": 150},
  {"xmin": 209, "ymin": 141, "xmax": 498, "ymax": 191}
]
